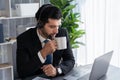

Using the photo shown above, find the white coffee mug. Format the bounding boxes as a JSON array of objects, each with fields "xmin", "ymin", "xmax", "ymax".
[{"xmin": 55, "ymin": 37, "xmax": 67, "ymax": 50}]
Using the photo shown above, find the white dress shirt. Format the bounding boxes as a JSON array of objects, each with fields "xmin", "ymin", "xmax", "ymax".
[{"xmin": 37, "ymin": 29, "xmax": 46, "ymax": 63}]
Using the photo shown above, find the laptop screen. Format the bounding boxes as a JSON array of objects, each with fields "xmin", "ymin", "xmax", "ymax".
[{"xmin": 89, "ymin": 51, "xmax": 113, "ymax": 80}]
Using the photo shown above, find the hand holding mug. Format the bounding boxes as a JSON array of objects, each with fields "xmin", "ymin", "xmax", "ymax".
[{"xmin": 42, "ymin": 40, "xmax": 57, "ymax": 55}]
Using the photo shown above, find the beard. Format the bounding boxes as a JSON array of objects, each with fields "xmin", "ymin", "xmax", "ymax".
[
  {"xmin": 40, "ymin": 28, "xmax": 49, "ymax": 38},
  {"xmin": 39, "ymin": 28, "xmax": 56, "ymax": 39}
]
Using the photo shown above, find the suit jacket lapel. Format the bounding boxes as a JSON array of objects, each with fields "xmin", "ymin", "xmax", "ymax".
[{"xmin": 30, "ymin": 28, "xmax": 42, "ymax": 52}]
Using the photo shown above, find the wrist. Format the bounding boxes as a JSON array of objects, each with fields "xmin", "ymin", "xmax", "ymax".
[{"xmin": 40, "ymin": 49, "xmax": 47, "ymax": 59}]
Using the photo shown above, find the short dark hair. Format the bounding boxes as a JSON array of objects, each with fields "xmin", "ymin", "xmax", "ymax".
[{"xmin": 35, "ymin": 4, "xmax": 62, "ymax": 28}]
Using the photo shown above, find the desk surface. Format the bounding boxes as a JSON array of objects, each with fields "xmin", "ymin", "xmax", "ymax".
[{"xmin": 24, "ymin": 65, "xmax": 120, "ymax": 80}]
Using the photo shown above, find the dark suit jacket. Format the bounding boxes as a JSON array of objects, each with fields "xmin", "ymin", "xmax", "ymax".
[{"xmin": 16, "ymin": 27, "xmax": 75, "ymax": 78}]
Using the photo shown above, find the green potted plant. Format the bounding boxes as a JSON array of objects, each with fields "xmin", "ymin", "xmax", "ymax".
[{"xmin": 50, "ymin": 0, "xmax": 85, "ymax": 49}]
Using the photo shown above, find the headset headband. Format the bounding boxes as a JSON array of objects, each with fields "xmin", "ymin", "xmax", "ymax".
[{"xmin": 39, "ymin": 4, "xmax": 53, "ymax": 21}]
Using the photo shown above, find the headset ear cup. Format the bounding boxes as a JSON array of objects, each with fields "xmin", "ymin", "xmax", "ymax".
[{"xmin": 37, "ymin": 22, "xmax": 44, "ymax": 28}]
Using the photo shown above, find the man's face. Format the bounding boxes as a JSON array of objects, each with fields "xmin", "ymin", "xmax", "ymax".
[{"xmin": 40, "ymin": 18, "xmax": 61, "ymax": 38}]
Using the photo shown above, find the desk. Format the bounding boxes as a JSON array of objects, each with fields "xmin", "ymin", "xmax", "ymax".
[{"xmin": 23, "ymin": 65, "xmax": 120, "ymax": 80}]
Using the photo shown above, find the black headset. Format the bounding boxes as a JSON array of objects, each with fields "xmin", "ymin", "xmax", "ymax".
[{"xmin": 37, "ymin": 4, "xmax": 53, "ymax": 28}]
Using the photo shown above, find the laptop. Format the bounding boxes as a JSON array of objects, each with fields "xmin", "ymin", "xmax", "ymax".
[{"xmin": 64, "ymin": 51, "xmax": 113, "ymax": 80}]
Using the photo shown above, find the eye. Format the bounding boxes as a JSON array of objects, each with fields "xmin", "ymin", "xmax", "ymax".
[
  {"xmin": 49, "ymin": 25, "xmax": 60, "ymax": 29},
  {"xmin": 49, "ymin": 26, "xmax": 55, "ymax": 28}
]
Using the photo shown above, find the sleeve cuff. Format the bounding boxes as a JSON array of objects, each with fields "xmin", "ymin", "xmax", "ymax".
[
  {"xmin": 38, "ymin": 51, "xmax": 46, "ymax": 63},
  {"xmin": 57, "ymin": 67, "xmax": 62, "ymax": 75}
]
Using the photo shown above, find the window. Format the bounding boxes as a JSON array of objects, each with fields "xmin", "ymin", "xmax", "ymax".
[{"xmin": 76, "ymin": 0, "xmax": 120, "ymax": 67}]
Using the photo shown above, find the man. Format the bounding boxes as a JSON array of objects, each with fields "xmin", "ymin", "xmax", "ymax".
[{"xmin": 17, "ymin": 4, "xmax": 75, "ymax": 79}]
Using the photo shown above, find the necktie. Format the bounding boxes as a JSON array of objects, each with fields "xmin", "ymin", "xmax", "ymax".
[{"xmin": 44, "ymin": 39, "xmax": 52, "ymax": 64}]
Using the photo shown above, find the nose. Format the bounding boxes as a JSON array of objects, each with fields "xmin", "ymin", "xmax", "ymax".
[{"xmin": 53, "ymin": 27, "xmax": 59, "ymax": 34}]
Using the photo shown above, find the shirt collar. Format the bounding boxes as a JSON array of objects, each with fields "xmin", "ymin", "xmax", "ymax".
[{"xmin": 36, "ymin": 28, "xmax": 46, "ymax": 43}]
